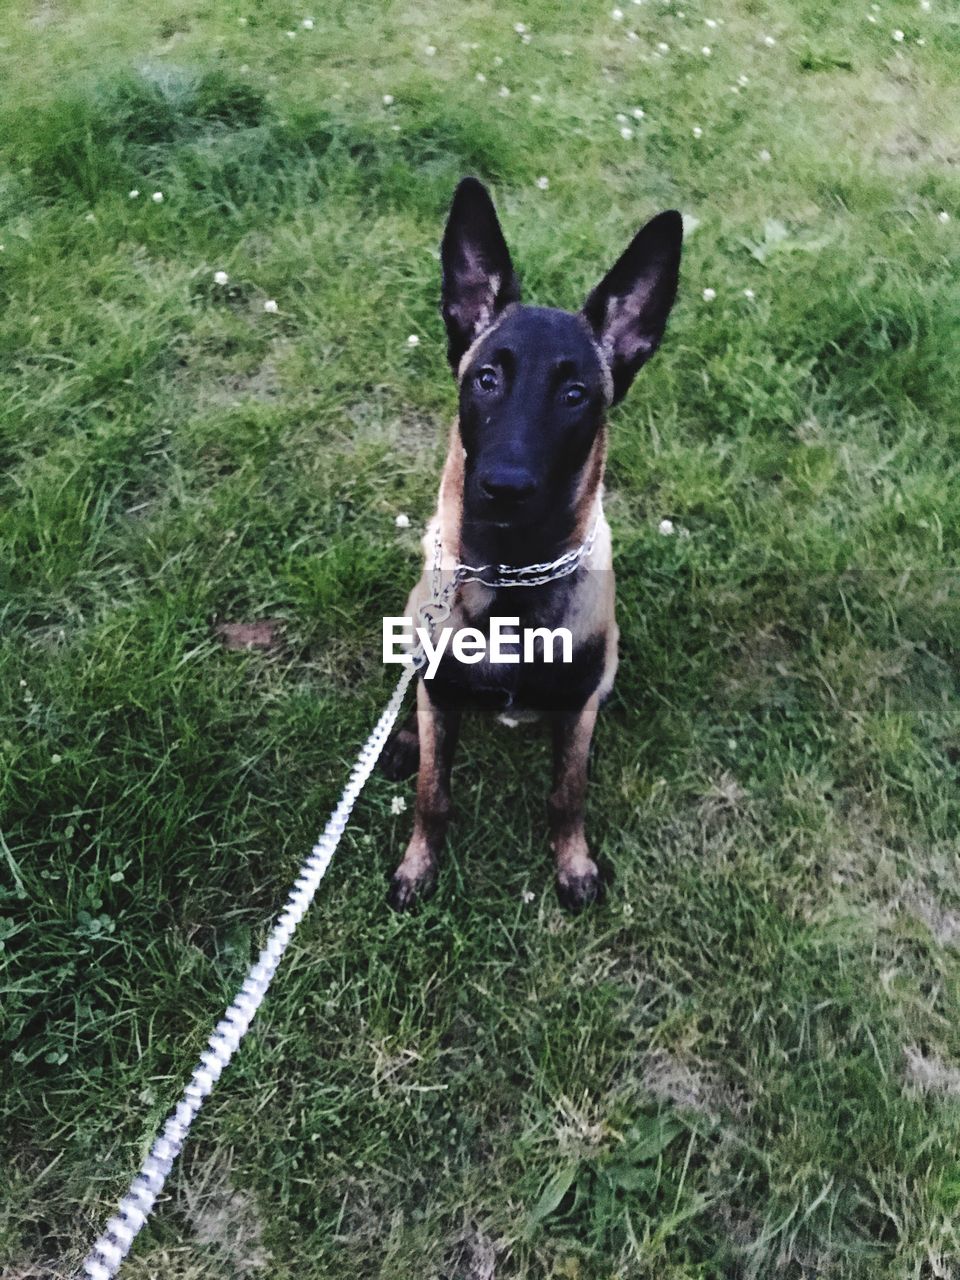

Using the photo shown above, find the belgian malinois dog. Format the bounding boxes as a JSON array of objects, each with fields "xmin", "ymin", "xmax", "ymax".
[{"xmin": 382, "ymin": 177, "xmax": 682, "ymax": 912}]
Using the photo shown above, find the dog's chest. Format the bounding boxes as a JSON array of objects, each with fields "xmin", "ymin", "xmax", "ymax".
[{"xmin": 425, "ymin": 579, "xmax": 609, "ymax": 713}]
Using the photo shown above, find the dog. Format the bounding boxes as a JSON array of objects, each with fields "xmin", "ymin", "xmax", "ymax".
[{"xmin": 381, "ymin": 177, "xmax": 682, "ymax": 912}]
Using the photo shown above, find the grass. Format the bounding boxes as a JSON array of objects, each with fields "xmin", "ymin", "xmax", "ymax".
[{"xmin": 1, "ymin": 0, "xmax": 959, "ymax": 1276}]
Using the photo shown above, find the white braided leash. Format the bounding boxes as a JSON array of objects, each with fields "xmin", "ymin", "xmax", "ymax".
[
  {"xmin": 80, "ymin": 664, "xmax": 415, "ymax": 1280},
  {"xmin": 80, "ymin": 508, "xmax": 600, "ymax": 1278}
]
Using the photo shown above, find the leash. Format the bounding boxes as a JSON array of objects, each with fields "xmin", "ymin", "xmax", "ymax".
[
  {"xmin": 80, "ymin": 664, "xmax": 415, "ymax": 1280},
  {"xmin": 78, "ymin": 513, "xmax": 600, "ymax": 1278}
]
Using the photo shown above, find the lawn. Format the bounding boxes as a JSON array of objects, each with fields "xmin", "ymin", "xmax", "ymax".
[{"xmin": 1, "ymin": 1, "xmax": 959, "ymax": 1277}]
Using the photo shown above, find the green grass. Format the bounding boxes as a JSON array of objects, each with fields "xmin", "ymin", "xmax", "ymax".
[{"xmin": 2, "ymin": 1, "xmax": 959, "ymax": 1276}]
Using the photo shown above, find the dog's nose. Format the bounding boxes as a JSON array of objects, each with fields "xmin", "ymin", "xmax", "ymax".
[{"xmin": 479, "ymin": 467, "xmax": 537, "ymax": 504}]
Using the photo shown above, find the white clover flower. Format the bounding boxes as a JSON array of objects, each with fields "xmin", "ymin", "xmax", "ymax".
[
  {"xmin": 744, "ymin": 288, "xmax": 756, "ymax": 300},
  {"xmin": 382, "ymin": 93, "xmax": 394, "ymax": 105},
  {"xmin": 301, "ymin": 17, "xmax": 314, "ymax": 28},
  {"xmin": 128, "ymin": 189, "xmax": 140, "ymax": 199},
  {"xmin": 626, "ymin": 29, "xmax": 639, "ymax": 40},
  {"xmin": 705, "ymin": 17, "xmax": 717, "ymax": 27},
  {"xmin": 758, "ymin": 148, "xmax": 772, "ymax": 162},
  {"xmin": 612, "ymin": 7, "xmax": 624, "ymax": 19},
  {"xmin": 762, "ymin": 34, "xmax": 776, "ymax": 46},
  {"xmin": 406, "ymin": 333, "xmax": 420, "ymax": 347},
  {"xmin": 238, "ymin": 15, "xmax": 247, "ymax": 23},
  {"xmin": 522, "ymin": 889, "xmax": 536, "ymax": 903},
  {"xmin": 51, "ymin": 753, "xmax": 62, "ymax": 765},
  {"xmin": 657, "ymin": 41, "xmax": 670, "ymax": 52},
  {"xmin": 536, "ymin": 175, "xmax": 549, "ymax": 190},
  {"xmin": 867, "ymin": 13, "xmax": 877, "ymax": 22},
  {"xmin": 151, "ymin": 191, "xmax": 164, "ymax": 203},
  {"xmin": 395, "ymin": 513, "xmax": 411, "ymax": 529},
  {"xmin": 263, "ymin": 299, "xmax": 278, "ymax": 313},
  {"xmin": 520, "ymin": 32, "xmax": 531, "ymax": 43},
  {"xmin": 514, "ymin": 21, "xmax": 527, "ymax": 33},
  {"xmin": 493, "ymin": 55, "xmax": 503, "ymax": 65},
  {"xmin": 530, "ymin": 92, "xmax": 543, "ymax": 103},
  {"xmin": 632, "ymin": 107, "xmax": 645, "ymax": 119},
  {"xmin": 286, "ymin": 30, "xmax": 296, "ymax": 38},
  {"xmin": 738, "ymin": 73, "xmax": 749, "ymax": 85},
  {"xmin": 499, "ymin": 85, "xmax": 511, "ymax": 96},
  {"xmin": 390, "ymin": 795, "xmax": 407, "ymax": 815},
  {"xmin": 692, "ymin": 125, "xmax": 703, "ymax": 138},
  {"xmin": 424, "ymin": 44, "xmax": 437, "ymax": 56},
  {"xmin": 920, "ymin": 0, "xmax": 931, "ymax": 9},
  {"xmin": 892, "ymin": 28, "xmax": 905, "ymax": 41},
  {"xmin": 702, "ymin": 287, "xmax": 716, "ymax": 301},
  {"xmin": 213, "ymin": 270, "xmax": 229, "ymax": 286},
  {"xmin": 616, "ymin": 112, "xmax": 628, "ymax": 123},
  {"xmin": 702, "ymin": 45, "xmax": 712, "ymax": 55},
  {"xmin": 620, "ymin": 125, "xmax": 634, "ymax": 139},
  {"xmin": 476, "ymin": 72, "xmax": 487, "ymax": 82},
  {"xmin": 658, "ymin": 518, "xmax": 676, "ymax": 535},
  {"xmin": 938, "ymin": 210, "xmax": 950, "ymax": 223}
]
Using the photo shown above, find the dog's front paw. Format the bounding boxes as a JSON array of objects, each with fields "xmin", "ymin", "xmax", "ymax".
[
  {"xmin": 379, "ymin": 728, "xmax": 420, "ymax": 781},
  {"xmin": 555, "ymin": 860, "xmax": 600, "ymax": 913},
  {"xmin": 387, "ymin": 866, "xmax": 436, "ymax": 912}
]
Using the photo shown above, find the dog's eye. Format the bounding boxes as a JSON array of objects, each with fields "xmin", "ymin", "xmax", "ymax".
[
  {"xmin": 562, "ymin": 384, "xmax": 587, "ymax": 407},
  {"xmin": 474, "ymin": 366, "xmax": 499, "ymax": 393}
]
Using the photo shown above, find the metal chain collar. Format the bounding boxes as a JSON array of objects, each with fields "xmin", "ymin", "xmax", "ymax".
[
  {"xmin": 443, "ymin": 504, "xmax": 602, "ymax": 589},
  {"xmin": 410, "ymin": 505, "xmax": 602, "ymax": 671}
]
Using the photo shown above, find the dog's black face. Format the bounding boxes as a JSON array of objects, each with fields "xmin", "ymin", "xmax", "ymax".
[
  {"xmin": 458, "ymin": 305, "xmax": 607, "ymax": 539},
  {"xmin": 440, "ymin": 177, "xmax": 683, "ymax": 558}
]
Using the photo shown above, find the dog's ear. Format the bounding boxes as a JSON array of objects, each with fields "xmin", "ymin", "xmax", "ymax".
[
  {"xmin": 441, "ymin": 177, "xmax": 521, "ymax": 372},
  {"xmin": 581, "ymin": 210, "xmax": 683, "ymax": 404}
]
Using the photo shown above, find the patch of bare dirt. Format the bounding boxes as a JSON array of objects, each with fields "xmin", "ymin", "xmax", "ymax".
[
  {"xmin": 881, "ymin": 128, "xmax": 960, "ymax": 167},
  {"xmin": 903, "ymin": 1045, "xmax": 960, "ymax": 1097},
  {"xmin": 215, "ymin": 619, "xmax": 283, "ymax": 651},
  {"xmin": 697, "ymin": 770, "xmax": 750, "ymax": 829},
  {"xmin": 909, "ymin": 891, "xmax": 960, "ymax": 949},
  {"xmin": 642, "ymin": 1049, "xmax": 743, "ymax": 1123},
  {"xmin": 201, "ymin": 356, "xmax": 285, "ymax": 409},
  {"xmin": 179, "ymin": 1158, "xmax": 271, "ymax": 1274},
  {"xmin": 441, "ymin": 1226, "xmax": 499, "ymax": 1280},
  {"xmin": 28, "ymin": 0, "xmax": 59, "ymax": 29}
]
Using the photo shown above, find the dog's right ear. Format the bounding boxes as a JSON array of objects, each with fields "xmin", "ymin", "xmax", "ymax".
[{"xmin": 441, "ymin": 177, "xmax": 520, "ymax": 372}]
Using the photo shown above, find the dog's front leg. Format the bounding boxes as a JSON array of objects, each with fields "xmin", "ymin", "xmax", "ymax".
[
  {"xmin": 387, "ymin": 679, "xmax": 461, "ymax": 910},
  {"xmin": 549, "ymin": 692, "xmax": 600, "ymax": 911}
]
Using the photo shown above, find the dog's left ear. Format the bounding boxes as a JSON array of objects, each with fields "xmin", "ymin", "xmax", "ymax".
[
  {"xmin": 582, "ymin": 210, "xmax": 683, "ymax": 404},
  {"xmin": 441, "ymin": 177, "xmax": 521, "ymax": 372}
]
